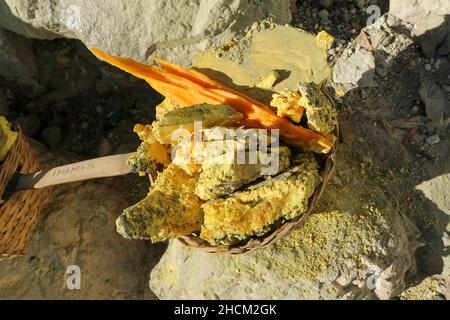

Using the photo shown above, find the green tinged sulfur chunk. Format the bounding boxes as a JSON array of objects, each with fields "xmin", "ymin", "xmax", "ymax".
[
  {"xmin": 297, "ymin": 82, "xmax": 337, "ymax": 134},
  {"xmin": 153, "ymin": 104, "xmax": 243, "ymax": 144},
  {"xmin": 127, "ymin": 142, "xmax": 157, "ymax": 175}
]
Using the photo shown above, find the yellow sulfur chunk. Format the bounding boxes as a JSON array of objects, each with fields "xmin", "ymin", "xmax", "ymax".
[
  {"xmin": 117, "ymin": 163, "xmax": 204, "ymax": 242},
  {"xmin": 0, "ymin": 116, "xmax": 18, "ymax": 162},
  {"xmin": 128, "ymin": 124, "xmax": 171, "ymax": 175},
  {"xmin": 270, "ymin": 90, "xmax": 305, "ymax": 123},
  {"xmin": 315, "ymin": 31, "xmax": 335, "ymax": 52},
  {"xmin": 254, "ymin": 70, "xmax": 280, "ymax": 89}
]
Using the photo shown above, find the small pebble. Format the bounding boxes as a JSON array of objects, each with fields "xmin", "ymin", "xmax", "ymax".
[
  {"xmin": 411, "ymin": 105, "xmax": 419, "ymax": 113},
  {"xmin": 424, "ymin": 64, "xmax": 432, "ymax": 71},
  {"xmin": 318, "ymin": 9, "xmax": 329, "ymax": 19},
  {"xmin": 343, "ymin": 13, "xmax": 351, "ymax": 23},
  {"xmin": 96, "ymin": 105, "xmax": 104, "ymax": 115},
  {"xmin": 425, "ymin": 135, "xmax": 440, "ymax": 146}
]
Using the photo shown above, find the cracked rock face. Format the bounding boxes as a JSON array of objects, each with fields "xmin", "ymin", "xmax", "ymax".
[
  {"xmin": 390, "ymin": 0, "xmax": 450, "ymax": 25},
  {"xmin": 149, "ymin": 158, "xmax": 421, "ymax": 300},
  {"xmin": 0, "ymin": 0, "xmax": 291, "ymax": 66}
]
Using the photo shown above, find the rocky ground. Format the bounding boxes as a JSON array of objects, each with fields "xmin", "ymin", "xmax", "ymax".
[{"xmin": 0, "ymin": 0, "xmax": 449, "ymax": 299}]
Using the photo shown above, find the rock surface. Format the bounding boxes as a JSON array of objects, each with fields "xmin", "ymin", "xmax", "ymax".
[
  {"xmin": 400, "ymin": 276, "xmax": 448, "ymax": 300},
  {"xmin": 0, "ymin": 27, "xmax": 40, "ymax": 93},
  {"xmin": 390, "ymin": 0, "xmax": 450, "ymax": 58},
  {"xmin": 0, "ymin": 0, "xmax": 291, "ymax": 66},
  {"xmin": 333, "ymin": 49, "xmax": 376, "ymax": 87},
  {"xmin": 390, "ymin": 0, "xmax": 450, "ymax": 24},
  {"xmin": 149, "ymin": 157, "xmax": 421, "ymax": 300}
]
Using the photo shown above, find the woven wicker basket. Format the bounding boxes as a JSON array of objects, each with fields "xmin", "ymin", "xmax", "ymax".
[
  {"xmin": 178, "ymin": 87, "xmax": 339, "ymax": 254},
  {"xmin": 0, "ymin": 127, "xmax": 53, "ymax": 261}
]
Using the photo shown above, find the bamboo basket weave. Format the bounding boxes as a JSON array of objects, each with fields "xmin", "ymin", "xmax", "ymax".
[
  {"xmin": 178, "ymin": 87, "xmax": 339, "ymax": 254},
  {"xmin": 0, "ymin": 127, "xmax": 53, "ymax": 261}
]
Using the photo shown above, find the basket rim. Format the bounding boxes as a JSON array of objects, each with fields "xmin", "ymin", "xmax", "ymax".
[{"xmin": 178, "ymin": 87, "xmax": 339, "ymax": 255}]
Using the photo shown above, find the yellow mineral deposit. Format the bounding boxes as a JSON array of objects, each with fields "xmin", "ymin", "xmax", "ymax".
[
  {"xmin": 0, "ymin": 116, "xmax": 18, "ymax": 162},
  {"xmin": 116, "ymin": 163, "xmax": 203, "ymax": 242},
  {"xmin": 193, "ymin": 24, "xmax": 332, "ymax": 97},
  {"xmin": 270, "ymin": 90, "xmax": 305, "ymax": 123}
]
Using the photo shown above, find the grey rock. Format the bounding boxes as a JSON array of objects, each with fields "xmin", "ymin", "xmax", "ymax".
[
  {"xmin": 318, "ymin": 9, "xmax": 330, "ymax": 19},
  {"xmin": 333, "ymin": 50, "xmax": 376, "ymax": 87},
  {"xmin": 15, "ymin": 114, "xmax": 41, "ymax": 137},
  {"xmin": 366, "ymin": 29, "xmax": 388, "ymax": 50},
  {"xmin": 0, "ymin": 1, "xmax": 57, "ymax": 40},
  {"xmin": 374, "ymin": 51, "xmax": 389, "ymax": 77},
  {"xmin": 364, "ymin": 15, "xmax": 413, "ymax": 57},
  {"xmin": 150, "ymin": 161, "xmax": 421, "ymax": 300},
  {"xmin": 412, "ymin": 15, "xmax": 450, "ymax": 58},
  {"xmin": 434, "ymin": 60, "xmax": 441, "ymax": 70},
  {"xmin": 419, "ymin": 77, "xmax": 446, "ymax": 127},
  {"xmin": 41, "ymin": 126, "xmax": 62, "ymax": 148},
  {"xmin": 390, "ymin": 0, "xmax": 450, "ymax": 24},
  {"xmin": 416, "ymin": 174, "xmax": 450, "ymax": 216},
  {"xmin": 415, "ymin": 174, "xmax": 450, "ymax": 283},
  {"xmin": 0, "ymin": 0, "xmax": 291, "ymax": 66},
  {"xmin": 425, "ymin": 134, "xmax": 440, "ymax": 145},
  {"xmin": 386, "ymin": 14, "xmax": 401, "ymax": 28}
]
